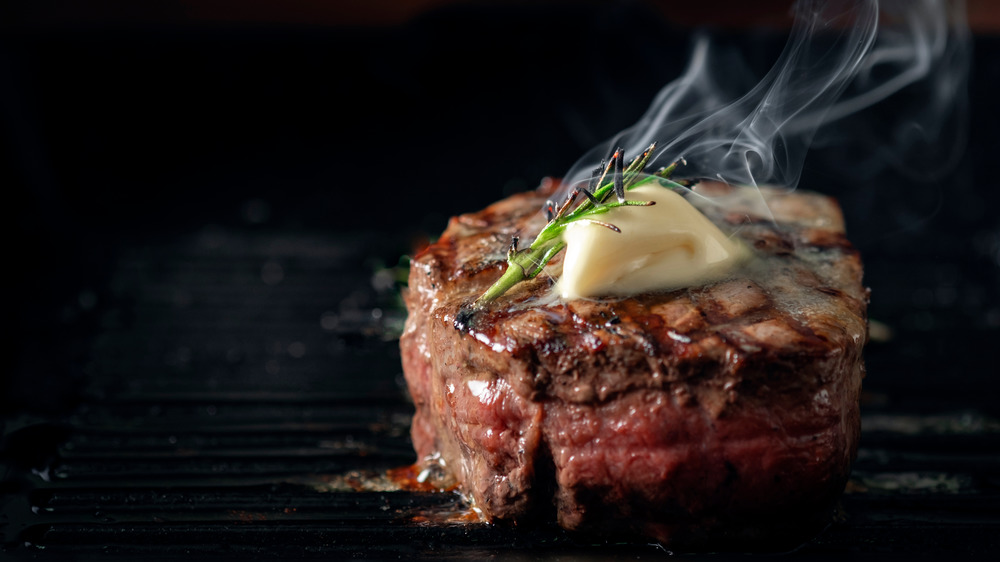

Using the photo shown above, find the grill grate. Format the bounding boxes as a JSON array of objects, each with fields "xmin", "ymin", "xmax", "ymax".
[{"xmin": 3, "ymin": 228, "xmax": 999, "ymax": 559}]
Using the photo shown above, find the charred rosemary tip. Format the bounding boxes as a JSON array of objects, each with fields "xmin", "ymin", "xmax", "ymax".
[
  {"xmin": 614, "ymin": 148, "xmax": 625, "ymax": 203},
  {"xmin": 467, "ymin": 143, "xmax": 688, "ymax": 311},
  {"xmin": 454, "ymin": 306, "xmax": 477, "ymax": 331}
]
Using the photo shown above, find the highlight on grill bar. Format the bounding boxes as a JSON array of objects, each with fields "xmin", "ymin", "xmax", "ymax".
[{"xmin": 3, "ymin": 0, "xmax": 1000, "ymax": 559}]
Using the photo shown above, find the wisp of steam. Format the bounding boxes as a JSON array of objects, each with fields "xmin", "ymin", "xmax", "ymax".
[{"xmin": 558, "ymin": 0, "xmax": 969, "ymax": 205}]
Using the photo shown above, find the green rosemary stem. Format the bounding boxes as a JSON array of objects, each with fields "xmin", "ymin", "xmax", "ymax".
[{"xmin": 474, "ymin": 238, "xmax": 565, "ymax": 307}]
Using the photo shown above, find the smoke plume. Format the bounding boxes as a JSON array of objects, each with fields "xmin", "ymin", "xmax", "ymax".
[{"xmin": 558, "ymin": 0, "xmax": 969, "ymax": 203}]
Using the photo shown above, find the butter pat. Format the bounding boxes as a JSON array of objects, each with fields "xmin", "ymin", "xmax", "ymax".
[{"xmin": 558, "ymin": 184, "xmax": 750, "ymax": 299}]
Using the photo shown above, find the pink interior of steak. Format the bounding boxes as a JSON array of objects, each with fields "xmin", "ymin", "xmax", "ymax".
[{"xmin": 400, "ymin": 181, "xmax": 868, "ymax": 547}]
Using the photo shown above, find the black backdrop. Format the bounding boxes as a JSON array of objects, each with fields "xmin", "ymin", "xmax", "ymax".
[{"xmin": 5, "ymin": 1, "xmax": 998, "ymax": 416}]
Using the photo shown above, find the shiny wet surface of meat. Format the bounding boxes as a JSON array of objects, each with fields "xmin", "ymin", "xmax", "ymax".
[{"xmin": 402, "ymin": 184, "xmax": 866, "ymax": 546}]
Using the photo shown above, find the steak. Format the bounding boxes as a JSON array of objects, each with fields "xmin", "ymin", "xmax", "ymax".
[{"xmin": 399, "ymin": 180, "xmax": 868, "ymax": 549}]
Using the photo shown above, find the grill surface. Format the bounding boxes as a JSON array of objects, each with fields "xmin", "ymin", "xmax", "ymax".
[{"xmin": 4, "ymin": 228, "xmax": 998, "ymax": 559}]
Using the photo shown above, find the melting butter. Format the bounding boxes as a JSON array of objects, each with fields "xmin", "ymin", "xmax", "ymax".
[{"xmin": 558, "ymin": 184, "xmax": 750, "ymax": 299}]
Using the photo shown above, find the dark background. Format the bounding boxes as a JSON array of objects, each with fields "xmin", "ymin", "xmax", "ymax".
[
  {"xmin": 2, "ymin": 0, "xmax": 999, "ymax": 557},
  {"xmin": 4, "ymin": 0, "xmax": 998, "ymax": 415}
]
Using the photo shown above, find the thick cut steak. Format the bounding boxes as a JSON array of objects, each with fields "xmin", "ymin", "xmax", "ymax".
[{"xmin": 400, "ymin": 180, "xmax": 868, "ymax": 548}]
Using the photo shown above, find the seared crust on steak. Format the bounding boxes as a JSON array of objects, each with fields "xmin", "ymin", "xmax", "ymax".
[{"xmin": 400, "ymin": 180, "xmax": 868, "ymax": 548}]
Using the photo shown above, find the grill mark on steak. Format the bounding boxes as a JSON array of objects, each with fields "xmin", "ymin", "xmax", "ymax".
[{"xmin": 401, "ymin": 181, "xmax": 867, "ymax": 549}]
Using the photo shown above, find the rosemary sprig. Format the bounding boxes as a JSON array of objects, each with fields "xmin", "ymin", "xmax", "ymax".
[{"xmin": 472, "ymin": 143, "xmax": 686, "ymax": 308}]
